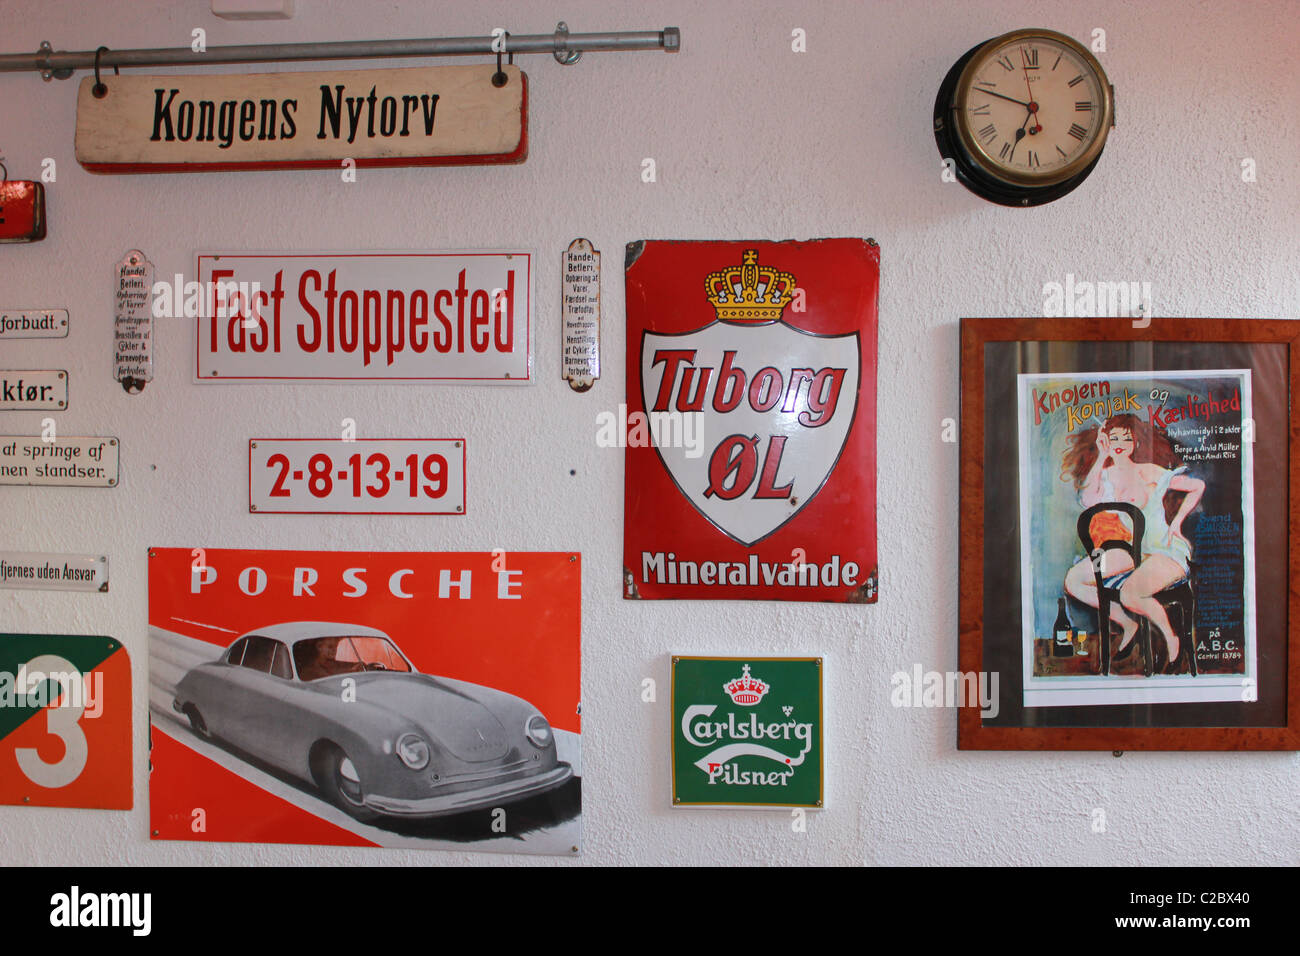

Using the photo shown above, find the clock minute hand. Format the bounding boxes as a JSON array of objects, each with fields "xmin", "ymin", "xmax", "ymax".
[{"xmin": 973, "ymin": 88, "xmax": 1031, "ymax": 109}]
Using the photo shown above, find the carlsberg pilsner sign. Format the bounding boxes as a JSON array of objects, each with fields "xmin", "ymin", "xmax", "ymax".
[{"xmin": 671, "ymin": 657, "xmax": 823, "ymax": 808}]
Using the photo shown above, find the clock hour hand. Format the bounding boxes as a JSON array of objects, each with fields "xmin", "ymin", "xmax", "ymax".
[{"xmin": 973, "ymin": 88, "xmax": 1031, "ymax": 109}]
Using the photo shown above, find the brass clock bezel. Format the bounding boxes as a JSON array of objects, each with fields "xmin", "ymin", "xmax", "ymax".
[{"xmin": 952, "ymin": 28, "xmax": 1114, "ymax": 189}]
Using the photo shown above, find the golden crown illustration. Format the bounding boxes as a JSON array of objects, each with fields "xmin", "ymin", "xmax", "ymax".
[{"xmin": 705, "ymin": 249, "xmax": 797, "ymax": 323}]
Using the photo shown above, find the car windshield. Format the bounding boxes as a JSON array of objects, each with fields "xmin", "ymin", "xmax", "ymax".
[{"xmin": 293, "ymin": 635, "xmax": 412, "ymax": 681}]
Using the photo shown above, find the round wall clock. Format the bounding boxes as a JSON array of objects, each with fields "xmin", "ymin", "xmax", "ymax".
[{"xmin": 934, "ymin": 28, "xmax": 1115, "ymax": 206}]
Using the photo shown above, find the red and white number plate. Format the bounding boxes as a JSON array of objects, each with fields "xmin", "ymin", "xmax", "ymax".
[{"xmin": 249, "ymin": 439, "xmax": 465, "ymax": 515}]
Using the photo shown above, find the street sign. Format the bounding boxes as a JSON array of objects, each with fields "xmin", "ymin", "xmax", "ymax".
[{"xmin": 76, "ymin": 64, "xmax": 527, "ymax": 173}]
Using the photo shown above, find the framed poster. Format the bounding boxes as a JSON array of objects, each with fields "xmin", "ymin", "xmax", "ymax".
[
  {"xmin": 148, "ymin": 548, "xmax": 581, "ymax": 853},
  {"xmin": 959, "ymin": 317, "xmax": 1300, "ymax": 750},
  {"xmin": 623, "ymin": 239, "xmax": 878, "ymax": 603}
]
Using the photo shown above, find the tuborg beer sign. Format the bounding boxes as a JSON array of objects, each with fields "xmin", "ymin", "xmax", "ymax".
[
  {"xmin": 75, "ymin": 64, "xmax": 527, "ymax": 173},
  {"xmin": 671, "ymin": 657, "xmax": 824, "ymax": 809},
  {"xmin": 624, "ymin": 239, "xmax": 879, "ymax": 603}
]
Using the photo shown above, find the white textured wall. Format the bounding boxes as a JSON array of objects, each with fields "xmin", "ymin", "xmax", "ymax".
[{"xmin": 1, "ymin": 0, "xmax": 1296, "ymax": 866}]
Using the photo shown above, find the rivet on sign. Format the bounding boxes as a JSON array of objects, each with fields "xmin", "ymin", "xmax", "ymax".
[
  {"xmin": 23, "ymin": 796, "xmax": 30, "ymax": 803},
  {"xmin": 456, "ymin": 505, "xmax": 463, "ymax": 512},
  {"xmin": 110, "ymin": 439, "xmax": 117, "ymax": 445},
  {"xmin": 1112, "ymin": 750, "xmax": 1124, "ymax": 758},
  {"xmin": 250, "ymin": 505, "xmax": 258, "ymax": 511},
  {"xmin": 454, "ymin": 442, "xmax": 461, "ymax": 448}
]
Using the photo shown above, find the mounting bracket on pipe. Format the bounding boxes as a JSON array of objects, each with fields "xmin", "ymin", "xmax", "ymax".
[{"xmin": 2, "ymin": 22, "xmax": 680, "ymax": 81}]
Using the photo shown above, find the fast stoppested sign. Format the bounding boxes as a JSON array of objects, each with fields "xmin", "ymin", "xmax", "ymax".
[
  {"xmin": 671, "ymin": 656, "xmax": 823, "ymax": 809},
  {"xmin": 0, "ymin": 634, "xmax": 132, "ymax": 809},
  {"xmin": 624, "ymin": 239, "xmax": 879, "ymax": 602},
  {"xmin": 195, "ymin": 251, "xmax": 532, "ymax": 382},
  {"xmin": 75, "ymin": 64, "xmax": 527, "ymax": 173}
]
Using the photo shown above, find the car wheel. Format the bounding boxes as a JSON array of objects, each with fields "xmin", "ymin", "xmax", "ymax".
[
  {"xmin": 184, "ymin": 704, "xmax": 211, "ymax": 739},
  {"xmin": 311, "ymin": 743, "xmax": 380, "ymax": 823}
]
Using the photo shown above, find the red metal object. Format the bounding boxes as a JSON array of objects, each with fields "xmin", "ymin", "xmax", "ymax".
[
  {"xmin": 623, "ymin": 238, "xmax": 879, "ymax": 602},
  {"xmin": 0, "ymin": 181, "xmax": 46, "ymax": 243}
]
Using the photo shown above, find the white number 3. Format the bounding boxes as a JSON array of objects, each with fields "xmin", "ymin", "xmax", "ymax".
[{"xmin": 15, "ymin": 655, "xmax": 89, "ymax": 788}]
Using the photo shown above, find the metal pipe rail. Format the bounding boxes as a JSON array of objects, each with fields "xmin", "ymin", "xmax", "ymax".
[{"xmin": 0, "ymin": 23, "xmax": 680, "ymax": 81}]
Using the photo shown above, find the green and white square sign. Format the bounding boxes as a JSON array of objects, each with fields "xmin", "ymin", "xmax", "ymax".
[{"xmin": 671, "ymin": 656, "xmax": 823, "ymax": 808}]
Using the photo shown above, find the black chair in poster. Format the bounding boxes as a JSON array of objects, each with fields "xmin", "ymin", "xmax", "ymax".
[{"xmin": 1075, "ymin": 502, "xmax": 1198, "ymax": 678}]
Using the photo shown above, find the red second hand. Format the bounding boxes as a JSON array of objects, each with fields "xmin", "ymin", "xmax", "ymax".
[{"xmin": 1020, "ymin": 46, "xmax": 1042, "ymax": 133}]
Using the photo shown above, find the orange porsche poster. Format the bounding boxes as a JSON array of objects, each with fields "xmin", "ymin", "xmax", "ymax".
[{"xmin": 148, "ymin": 547, "xmax": 581, "ymax": 854}]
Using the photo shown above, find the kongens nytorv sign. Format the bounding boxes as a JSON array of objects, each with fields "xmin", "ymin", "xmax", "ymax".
[{"xmin": 75, "ymin": 64, "xmax": 526, "ymax": 172}]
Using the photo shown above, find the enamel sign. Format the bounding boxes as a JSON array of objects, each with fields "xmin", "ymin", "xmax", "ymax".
[
  {"xmin": 623, "ymin": 239, "xmax": 879, "ymax": 602},
  {"xmin": 75, "ymin": 64, "xmax": 527, "ymax": 173},
  {"xmin": 148, "ymin": 548, "xmax": 581, "ymax": 854},
  {"xmin": 0, "ymin": 309, "xmax": 68, "ymax": 340},
  {"xmin": 0, "ymin": 633, "xmax": 132, "ymax": 809},
  {"xmin": 195, "ymin": 252, "xmax": 532, "ymax": 383},
  {"xmin": 113, "ymin": 250, "xmax": 155, "ymax": 393},
  {"xmin": 562, "ymin": 239, "xmax": 601, "ymax": 391},
  {"xmin": 0, "ymin": 552, "xmax": 108, "ymax": 593},
  {"xmin": 0, "ymin": 371, "xmax": 67, "ymax": 411},
  {"xmin": 249, "ymin": 438, "xmax": 466, "ymax": 515},
  {"xmin": 0, "ymin": 436, "xmax": 119, "ymax": 487},
  {"xmin": 671, "ymin": 656, "xmax": 823, "ymax": 809}
]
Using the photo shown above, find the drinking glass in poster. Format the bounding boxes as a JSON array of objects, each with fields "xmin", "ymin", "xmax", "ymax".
[{"xmin": 1017, "ymin": 369, "xmax": 1257, "ymax": 707}]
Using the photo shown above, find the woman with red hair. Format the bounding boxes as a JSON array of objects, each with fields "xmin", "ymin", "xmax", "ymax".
[{"xmin": 1061, "ymin": 412, "xmax": 1205, "ymax": 673}]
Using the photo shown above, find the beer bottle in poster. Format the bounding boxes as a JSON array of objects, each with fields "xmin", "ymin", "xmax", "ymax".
[{"xmin": 1053, "ymin": 597, "xmax": 1075, "ymax": 657}]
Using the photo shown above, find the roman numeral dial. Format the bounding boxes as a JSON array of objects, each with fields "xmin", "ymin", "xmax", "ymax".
[
  {"xmin": 937, "ymin": 28, "xmax": 1113, "ymax": 204},
  {"xmin": 952, "ymin": 29, "xmax": 1111, "ymax": 190}
]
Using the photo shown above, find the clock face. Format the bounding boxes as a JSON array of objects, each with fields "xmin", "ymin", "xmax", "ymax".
[{"xmin": 955, "ymin": 31, "xmax": 1111, "ymax": 187}]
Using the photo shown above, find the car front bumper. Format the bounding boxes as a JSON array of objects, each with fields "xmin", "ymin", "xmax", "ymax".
[{"xmin": 364, "ymin": 763, "xmax": 574, "ymax": 817}]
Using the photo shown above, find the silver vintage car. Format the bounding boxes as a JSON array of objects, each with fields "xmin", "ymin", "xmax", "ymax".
[{"xmin": 172, "ymin": 621, "xmax": 573, "ymax": 822}]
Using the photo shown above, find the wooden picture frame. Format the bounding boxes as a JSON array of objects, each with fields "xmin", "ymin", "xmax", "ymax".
[{"xmin": 958, "ymin": 317, "xmax": 1299, "ymax": 750}]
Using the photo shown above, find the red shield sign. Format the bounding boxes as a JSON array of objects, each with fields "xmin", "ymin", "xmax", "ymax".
[{"xmin": 624, "ymin": 239, "xmax": 879, "ymax": 602}]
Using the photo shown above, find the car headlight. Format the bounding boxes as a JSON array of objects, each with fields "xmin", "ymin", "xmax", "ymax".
[
  {"xmin": 396, "ymin": 733, "xmax": 430, "ymax": 770},
  {"xmin": 525, "ymin": 715, "xmax": 552, "ymax": 748}
]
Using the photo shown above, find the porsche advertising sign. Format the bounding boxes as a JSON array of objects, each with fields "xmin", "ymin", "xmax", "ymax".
[
  {"xmin": 623, "ymin": 239, "xmax": 879, "ymax": 602},
  {"xmin": 148, "ymin": 548, "xmax": 581, "ymax": 854},
  {"xmin": 0, "ymin": 633, "xmax": 132, "ymax": 809}
]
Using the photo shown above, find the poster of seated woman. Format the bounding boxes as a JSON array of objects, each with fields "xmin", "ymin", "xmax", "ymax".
[{"xmin": 1016, "ymin": 370, "xmax": 1257, "ymax": 708}]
